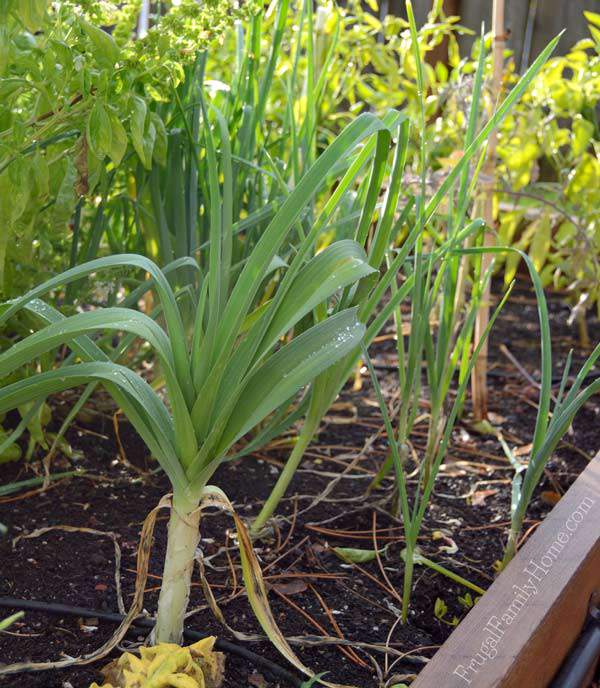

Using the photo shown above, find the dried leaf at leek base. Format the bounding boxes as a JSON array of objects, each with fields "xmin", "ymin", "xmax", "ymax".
[{"xmin": 90, "ymin": 637, "xmax": 224, "ymax": 688}]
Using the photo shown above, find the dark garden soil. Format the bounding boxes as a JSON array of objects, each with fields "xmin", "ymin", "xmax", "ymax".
[{"xmin": 0, "ymin": 281, "xmax": 599, "ymax": 688}]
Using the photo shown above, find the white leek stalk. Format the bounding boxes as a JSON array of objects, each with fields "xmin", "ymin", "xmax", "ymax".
[{"xmin": 153, "ymin": 494, "xmax": 201, "ymax": 644}]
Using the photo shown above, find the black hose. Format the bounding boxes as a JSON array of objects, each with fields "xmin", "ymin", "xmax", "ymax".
[
  {"xmin": 0, "ymin": 597, "xmax": 303, "ymax": 687},
  {"xmin": 549, "ymin": 593, "xmax": 600, "ymax": 688}
]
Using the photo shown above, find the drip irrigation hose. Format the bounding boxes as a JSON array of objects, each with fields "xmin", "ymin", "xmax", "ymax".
[
  {"xmin": 0, "ymin": 597, "xmax": 303, "ymax": 687},
  {"xmin": 549, "ymin": 593, "xmax": 600, "ymax": 688}
]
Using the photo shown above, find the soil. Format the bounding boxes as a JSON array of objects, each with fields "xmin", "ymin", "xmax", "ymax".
[{"xmin": 0, "ymin": 281, "xmax": 599, "ymax": 688}]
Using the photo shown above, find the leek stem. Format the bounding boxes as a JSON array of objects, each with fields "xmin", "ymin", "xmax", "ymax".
[{"xmin": 153, "ymin": 494, "xmax": 201, "ymax": 644}]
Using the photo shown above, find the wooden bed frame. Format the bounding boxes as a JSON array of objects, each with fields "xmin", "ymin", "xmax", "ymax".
[{"xmin": 412, "ymin": 453, "xmax": 600, "ymax": 688}]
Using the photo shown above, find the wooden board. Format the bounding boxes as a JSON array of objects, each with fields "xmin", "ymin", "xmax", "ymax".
[{"xmin": 412, "ymin": 452, "xmax": 600, "ymax": 688}]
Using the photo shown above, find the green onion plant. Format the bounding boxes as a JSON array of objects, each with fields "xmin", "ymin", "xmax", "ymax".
[
  {"xmin": 357, "ymin": 2, "xmax": 562, "ymax": 622},
  {"xmin": 251, "ymin": 5, "xmax": 562, "ymax": 535},
  {"xmin": 487, "ymin": 247, "xmax": 600, "ymax": 566}
]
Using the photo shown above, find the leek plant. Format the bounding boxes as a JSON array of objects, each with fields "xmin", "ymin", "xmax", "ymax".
[
  {"xmin": 251, "ymin": 5, "xmax": 562, "ymax": 535},
  {"xmin": 0, "ymin": 111, "xmax": 401, "ymax": 645},
  {"xmin": 21, "ymin": 1, "xmax": 338, "ymax": 485}
]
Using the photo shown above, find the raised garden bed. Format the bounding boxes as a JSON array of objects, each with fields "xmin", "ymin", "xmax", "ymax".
[
  {"xmin": 0, "ymin": 287, "xmax": 598, "ymax": 687},
  {"xmin": 2, "ymin": 2, "xmax": 600, "ymax": 687},
  {"xmin": 412, "ymin": 452, "xmax": 600, "ymax": 688}
]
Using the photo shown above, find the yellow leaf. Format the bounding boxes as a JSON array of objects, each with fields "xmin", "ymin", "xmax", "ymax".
[
  {"xmin": 567, "ymin": 154, "xmax": 600, "ymax": 202},
  {"xmin": 584, "ymin": 10, "xmax": 600, "ymax": 29},
  {"xmin": 529, "ymin": 216, "xmax": 552, "ymax": 272},
  {"xmin": 572, "ymin": 115, "xmax": 594, "ymax": 156},
  {"xmin": 92, "ymin": 638, "xmax": 223, "ymax": 688}
]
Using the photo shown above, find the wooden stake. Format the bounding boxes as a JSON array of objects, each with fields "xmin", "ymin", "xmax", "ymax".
[
  {"xmin": 137, "ymin": 0, "xmax": 151, "ymax": 39},
  {"xmin": 471, "ymin": 0, "xmax": 506, "ymax": 421}
]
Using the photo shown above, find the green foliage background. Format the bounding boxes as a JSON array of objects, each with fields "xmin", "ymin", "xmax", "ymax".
[{"xmin": 0, "ymin": 0, "xmax": 598, "ymax": 317}]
